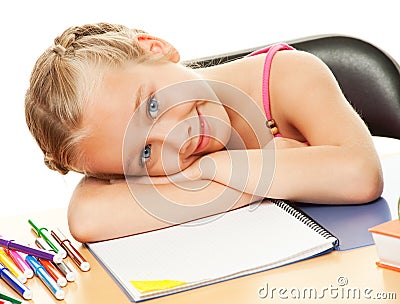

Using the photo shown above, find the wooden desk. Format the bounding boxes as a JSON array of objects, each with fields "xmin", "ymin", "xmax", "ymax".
[
  {"xmin": 1, "ymin": 210, "xmax": 399, "ymax": 304},
  {"xmin": 1, "ymin": 137, "xmax": 399, "ymax": 303}
]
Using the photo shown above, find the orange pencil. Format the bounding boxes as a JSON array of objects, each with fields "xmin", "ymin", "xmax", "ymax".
[{"xmin": 39, "ymin": 259, "xmax": 67, "ymax": 287}]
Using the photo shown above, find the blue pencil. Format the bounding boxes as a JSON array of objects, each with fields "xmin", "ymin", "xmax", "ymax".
[
  {"xmin": 0, "ymin": 262, "xmax": 32, "ymax": 300},
  {"xmin": 25, "ymin": 255, "xmax": 65, "ymax": 300}
]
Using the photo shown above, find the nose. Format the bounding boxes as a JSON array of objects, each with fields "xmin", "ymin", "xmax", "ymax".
[{"xmin": 150, "ymin": 119, "xmax": 192, "ymax": 154}]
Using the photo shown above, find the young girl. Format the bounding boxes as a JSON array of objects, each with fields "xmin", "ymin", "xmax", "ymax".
[{"xmin": 25, "ymin": 23, "xmax": 383, "ymax": 242}]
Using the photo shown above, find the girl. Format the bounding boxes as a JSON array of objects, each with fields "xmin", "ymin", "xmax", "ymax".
[{"xmin": 25, "ymin": 23, "xmax": 383, "ymax": 242}]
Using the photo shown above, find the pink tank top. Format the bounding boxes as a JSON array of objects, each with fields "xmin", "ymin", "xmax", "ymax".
[{"xmin": 247, "ymin": 43, "xmax": 294, "ymax": 137}]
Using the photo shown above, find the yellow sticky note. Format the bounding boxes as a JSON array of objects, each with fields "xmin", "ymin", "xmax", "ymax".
[{"xmin": 130, "ymin": 280, "xmax": 186, "ymax": 293}]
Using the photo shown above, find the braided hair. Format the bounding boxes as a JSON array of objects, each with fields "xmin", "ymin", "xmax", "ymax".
[{"xmin": 25, "ymin": 23, "xmax": 151, "ymax": 175}]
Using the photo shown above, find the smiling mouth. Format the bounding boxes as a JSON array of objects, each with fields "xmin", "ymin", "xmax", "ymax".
[{"xmin": 193, "ymin": 107, "xmax": 211, "ymax": 154}]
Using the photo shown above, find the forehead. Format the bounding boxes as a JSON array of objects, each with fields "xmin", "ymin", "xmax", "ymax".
[{"xmin": 79, "ymin": 65, "xmax": 143, "ymax": 175}]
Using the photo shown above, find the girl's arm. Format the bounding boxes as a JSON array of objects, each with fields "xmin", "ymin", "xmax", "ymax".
[
  {"xmin": 67, "ymin": 176, "xmax": 258, "ymax": 243},
  {"xmin": 264, "ymin": 50, "xmax": 383, "ymax": 203},
  {"xmin": 180, "ymin": 51, "xmax": 383, "ymax": 204},
  {"xmin": 194, "ymin": 144, "xmax": 382, "ymax": 204}
]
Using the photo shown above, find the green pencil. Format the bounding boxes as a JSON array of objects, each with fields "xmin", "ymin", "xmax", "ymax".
[
  {"xmin": 0, "ymin": 291, "xmax": 25, "ymax": 304},
  {"xmin": 28, "ymin": 219, "xmax": 67, "ymax": 259}
]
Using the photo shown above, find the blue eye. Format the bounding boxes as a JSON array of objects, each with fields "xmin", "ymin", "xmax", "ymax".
[
  {"xmin": 141, "ymin": 144, "xmax": 152, "ymax": 166},
  {"xmin": 147, "ymin": 96, "xmax": 159, "ymax": 119}
]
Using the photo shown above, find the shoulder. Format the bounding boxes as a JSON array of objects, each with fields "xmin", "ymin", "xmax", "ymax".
[
  {"xmin": 269, "ymin": 49, "xmax": 358, "ymax": 143},
  {"xmin": 248, "ymin": 48, "xmax": 336, "ymax": 101},
  {"xmin": 273, "ymin": 48, "xmax": 322, "ymax": 62},
  {"xmin": 270, "ymin": 49, "xmax": 341, "ymax": 106},
  {"xmin": 272, "ymin": 49, "xmax": 333, "ymax": 80}
]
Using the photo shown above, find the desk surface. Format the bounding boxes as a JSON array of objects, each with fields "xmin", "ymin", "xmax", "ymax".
[
  {"xmin": 1, "ymin": 137, "xmax": 400, "ymax": 304},
  {"xmin": 1, "ymin": 210, "xmax": 399, "ymax": 304}
]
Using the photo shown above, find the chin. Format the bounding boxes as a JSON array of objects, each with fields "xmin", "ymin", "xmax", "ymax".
[{"xmin": 208, "ymin": 139, "xmax": 228, "ymax": 154}]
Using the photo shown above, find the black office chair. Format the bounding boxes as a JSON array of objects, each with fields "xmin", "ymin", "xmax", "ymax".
[{"xmin": 184, "ymin": 35, "xmax": 400, "ymax": 139}]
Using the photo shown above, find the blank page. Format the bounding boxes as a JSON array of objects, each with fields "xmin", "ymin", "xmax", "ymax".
[{"xmin": 87, "ymin": 200, "xmax": 336, "ymax": 300}]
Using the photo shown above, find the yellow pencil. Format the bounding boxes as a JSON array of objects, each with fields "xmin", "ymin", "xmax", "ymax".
[{"xmin": 0, "ymin": 248, "xmax": 27, "ymax": 283}]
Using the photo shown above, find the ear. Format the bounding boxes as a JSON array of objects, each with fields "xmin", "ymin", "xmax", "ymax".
[{"xmin": 136, "ymin": 34, "xmax": 180, "ymax": 63}]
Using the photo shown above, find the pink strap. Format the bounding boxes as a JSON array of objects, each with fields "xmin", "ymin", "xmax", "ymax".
[{"xmin": 247, "ymin": 44, "xmax": 294, "ymax": 137}]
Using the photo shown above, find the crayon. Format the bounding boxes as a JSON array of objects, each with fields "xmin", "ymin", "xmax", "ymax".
[
  {"xmin": 0, "ymin": 291, "xmax": 26, "ymax": 304},
  {"xmin": 0, "ymin": 262, "xmax": 32, "ymax": 300},
  {"xmin": 4, "ymin": 249, "xmax": 33, "ymax": 279},
  {"xmin": 35, "ymin": 238, "xmax": 75, "ymax": 282},
  {"xmin": 51, "ymin": 229, "xmax": 91, "ymax": 271},
  {"xmin": 39, "ymin": 259, "xmax": 67, "ymax": 287},
  {"xmin": 28, "ymin": 220, "xmax": 67, "ymax": 259},
  {"xmin": 0, "ymin": 238, "xmax": 61, "ymax": 263},
  {"xmin": 24, "ymin": 255, "xmax": 65, "ymax": 300},
  {"xmin": 0, "ymin": 250, "xmax": 26, "ymax": 283}
]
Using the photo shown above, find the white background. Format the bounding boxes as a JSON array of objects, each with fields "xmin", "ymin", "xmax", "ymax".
[{"xmin": 1, "ymin": 0, "xmax": 399, "ymax": 217}]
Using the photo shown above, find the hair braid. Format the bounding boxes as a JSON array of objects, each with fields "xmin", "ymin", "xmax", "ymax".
[{"xmin": 25, "ymin": 22, "xmax": 151, "ymax": 176}]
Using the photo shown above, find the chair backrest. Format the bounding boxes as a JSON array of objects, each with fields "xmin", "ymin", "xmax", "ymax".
[{"xmin": 184, "ymin": 35, "xmax": 400, "ymax": 139}]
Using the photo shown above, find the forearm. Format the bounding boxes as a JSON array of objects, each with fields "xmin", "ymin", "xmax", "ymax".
[
  {"xmin": 202, "ymin": 145, "xmax": 383, "ymax": 204},
  {"xmin": 68, "ymin": 176, "xmax": 256, "ymax": 242},
  {"xmin": 271, "ymin": 145, "xmax": 383, "ymax": 203},
  {"xmin": 68, "ymin": 177, "xmax": 165, "ymax": 242}
]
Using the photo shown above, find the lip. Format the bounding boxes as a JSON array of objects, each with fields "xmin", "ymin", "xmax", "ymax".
[{"xmin": 193, "ymin": 107, "xmax": 211, "ymax": 154}]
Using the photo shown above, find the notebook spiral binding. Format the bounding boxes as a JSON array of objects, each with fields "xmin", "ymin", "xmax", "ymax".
[{"xmin": 272, "ymin": 199, "xmax": 338, "ymax": 241}]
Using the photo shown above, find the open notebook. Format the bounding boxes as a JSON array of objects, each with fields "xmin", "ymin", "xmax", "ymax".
[{"xmin": 87, "ymin": 199, "xmax": 338, "ymax": 302}]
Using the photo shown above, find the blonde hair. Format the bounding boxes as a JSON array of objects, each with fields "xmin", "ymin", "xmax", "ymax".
[{"xmin": 25, "ymin": 22, "xmax": 169, "ymax": 176}]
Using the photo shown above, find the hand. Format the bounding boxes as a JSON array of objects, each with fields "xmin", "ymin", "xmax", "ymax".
[{"xmin": 122, "ymin": 157, "xmax": 207, "ymax": 185}]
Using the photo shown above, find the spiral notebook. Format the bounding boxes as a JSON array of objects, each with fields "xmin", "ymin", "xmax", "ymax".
[{"xmin": 87, "ymin": 199, "xmax": 338, "ymax": 302}]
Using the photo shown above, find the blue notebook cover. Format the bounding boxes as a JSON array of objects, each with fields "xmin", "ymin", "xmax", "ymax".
[{"xmin": 295, "ymin": 197, "xmax": 392, "ymax": 250}]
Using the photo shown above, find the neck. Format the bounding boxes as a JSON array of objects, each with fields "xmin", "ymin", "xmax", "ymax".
[
  {"xmin": 195, "ymin": 58, "xmax": 254, "ymax": 98},
  {"xmin": 194, "ymin": 56, "xmax": 271, "ymax": 148}
]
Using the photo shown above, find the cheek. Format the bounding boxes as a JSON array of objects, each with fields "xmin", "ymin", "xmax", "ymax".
[
  {"xmin": 158, "ymin": 99, "xmax": 195, "ymax": 120},
  {"xmin": 207, "ymin": 103, "xmax": 232, "ymax": 145},
  {"xmin": 148, "ymin": 151, "xmax": 181, "ymax": 176},
  {"xmin": 81, "ymin": 138, "xmax": 124, "ymax": 175},
  {"xmin": 148, "ymin": 146, "xmax": 200, "ymax": 176}
]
